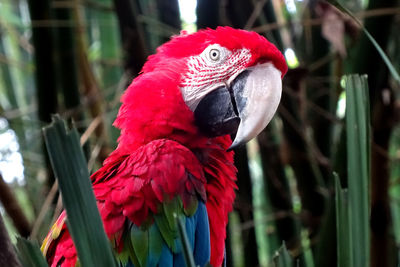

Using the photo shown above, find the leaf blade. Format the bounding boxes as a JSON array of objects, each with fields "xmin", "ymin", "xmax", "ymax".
[
  {"xmin": 344, "ymin": 75, "xmax": 371, "ymax": 267},
  {"xmin": 43, "ymin": 115, "xmax": 116, "ymax": 267}
]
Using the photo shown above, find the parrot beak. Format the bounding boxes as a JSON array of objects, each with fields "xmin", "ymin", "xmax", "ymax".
[{"xmin": 194, "ymin": 62, "xmax": 282, "ymax": 150}]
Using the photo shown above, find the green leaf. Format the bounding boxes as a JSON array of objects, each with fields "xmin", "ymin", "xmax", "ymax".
[
  {"xmin": 344, "ymin": 75, "xmax": 371, "ymax": 267},
  {"xmin": 16, "ymin": 237, "xmax": 47, "ymax": 267},
  {"xmin": 272, "ymin": 242, "xmax": 293, "ymax": 267},
  {"xmin": 42, "ymin": 115, "xmax": 116, "ymax": 267}
]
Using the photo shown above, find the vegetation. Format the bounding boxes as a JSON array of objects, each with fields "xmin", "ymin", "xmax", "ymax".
[{"xmin": 0, "ymin": 0, "xmax": 400, "ymax": 266}]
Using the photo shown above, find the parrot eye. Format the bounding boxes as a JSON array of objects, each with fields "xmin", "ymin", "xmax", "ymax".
[
  {"xmin": 202, "ymin": 44, "xmax": 229, "ymax": 65},
  {"xmin": 209, "ymin": 49, "xmax": 220, "ymax": 61}
]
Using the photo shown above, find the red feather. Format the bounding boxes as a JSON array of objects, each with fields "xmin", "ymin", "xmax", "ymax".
[{"xmin": 42, "ymin": 26, "xmax": 287, "ymax": 267}]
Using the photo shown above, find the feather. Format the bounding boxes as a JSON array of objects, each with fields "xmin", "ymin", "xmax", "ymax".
[
  {"xmin": 147, "ymin": 224, "xmax": 164, "ymax": 266},
  {"xmin": 130, "ymin": 224, "xmax": 149, "ymax": 267},
  {"xmin": 193, "ymin": 202, "xmax": 210, "ymax": 266}
]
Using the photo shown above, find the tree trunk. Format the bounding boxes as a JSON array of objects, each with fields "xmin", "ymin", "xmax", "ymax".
[
  {"xmin": 27, "ymin": 0, "xmax": 58, "ymax": 189},
  {"xmin": 53, "ymin": 2, "xmax": 80, "ymax": 118},
  {"xmin": 113, "ymin": 0, "xmax": 149, "ymax": 78},
  {"xmin": 53, "ymin": 0, "xmax": 90, "ymax": 157},
  {"xmin": 27, "ymin": 0, "xmax": 58, "ymax": 124},
  {"xmin": 156, "ymin": 0, "xmax": 181, "ymax": 43},
  {"xmin": 196, "ymin": 0, "xmax": 220, "ymax": 29}
]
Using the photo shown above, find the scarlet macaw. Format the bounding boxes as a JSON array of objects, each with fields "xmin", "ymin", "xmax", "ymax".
[{"xmin": 41, "ymin": 27, "xmax": 287, "ymax": 267}]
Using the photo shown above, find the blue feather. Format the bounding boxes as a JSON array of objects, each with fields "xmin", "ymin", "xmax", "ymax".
[
  {"xmin": 126, "ymin": 200, "xmax": 210, "ymax": 267},
  {"xmin": 173, "ymin": 201, "xmax": 210, "ymax": 266},
  {"xmin": 193, "ymin": 201, "xmax": 210, "ymax": 266},
  {"xmin": 157, "ymin": 243, "xmax": 173, "ymax": 267},
  {"xmin": 147, "ymin": 224, "xmax": 164, "ymax": 266}
]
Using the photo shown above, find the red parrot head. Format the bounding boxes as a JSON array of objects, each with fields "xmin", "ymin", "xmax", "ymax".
[{"xmin": 115, "ymin": 27, "xmax": 287, "ymax": 150}]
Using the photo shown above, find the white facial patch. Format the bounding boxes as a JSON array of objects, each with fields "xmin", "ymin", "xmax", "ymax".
[{"xmin": 180, "ymin": 44, "xmax": 252, "ymax": 110}]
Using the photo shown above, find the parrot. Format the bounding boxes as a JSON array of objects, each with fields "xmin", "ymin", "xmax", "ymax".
[{"xmin": 41, "ymin": 27, "xmax": 287, "ymax": 267}]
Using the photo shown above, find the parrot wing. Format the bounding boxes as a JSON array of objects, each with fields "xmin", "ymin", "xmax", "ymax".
[{"xmin": 42, "ymin": 139, "xmax": 210, "ymax": 267}]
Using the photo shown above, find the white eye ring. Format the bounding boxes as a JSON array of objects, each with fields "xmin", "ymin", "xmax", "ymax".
[
  {"xmin": 209, "ymin": 49, "xmax": 220, "ymax": 61},
  {"xmin": 203, "ymin": 44, "xmax": 229, "ymax": 65}
]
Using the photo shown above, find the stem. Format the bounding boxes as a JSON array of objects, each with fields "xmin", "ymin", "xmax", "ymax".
[{"xmin": 0, "ymin": 174, "xmax": 31, "ymax": 237}]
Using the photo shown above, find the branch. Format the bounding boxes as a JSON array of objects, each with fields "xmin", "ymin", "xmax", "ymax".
[{"xmin": 0, "ymin": 174, "xmax": 31, "ymax": 237}]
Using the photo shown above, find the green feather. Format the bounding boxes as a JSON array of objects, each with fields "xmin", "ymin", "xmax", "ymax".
[
  {"xmin": 154, "ymin": 213, "xmax": 176, "ymax": 252},
  {"xmin": 163, "ymin": 197, "xmax": 183, "ymax": 230},
  {"xmin": 115, "ymin": 232, "xmax": 140, "ymax": 267},
  {"xmin": 183, "ymin": 197, "xmax": 198, "ymax": 217},
  {"xmin": 154, "ymin": 198, "xmax": 188, "ymax": 253},
  {"xmin": 130, "ymin": 225, "xmax": 149, "ymax": 267},
  {"xmin": 114, "ymin": 196, "xmax": 200, "ymax": 266},
  {"xmin": 115, "ymin": 245, "xmax": 129, "ymax": 266},
  {"xmin": 147, "ymin": 224, "xmax": 164, "ymax": 266},
  {"xmin": 128, "ymin": 243, "xmax": 140, "ymax": 267}
]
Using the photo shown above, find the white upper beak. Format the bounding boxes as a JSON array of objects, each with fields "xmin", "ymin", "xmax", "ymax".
[{"xmin": 229, "ymin": 62, "xmax": 282, "ymax": 150}]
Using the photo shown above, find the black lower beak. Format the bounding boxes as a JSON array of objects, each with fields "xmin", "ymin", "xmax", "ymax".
[
  {"xmin": 194, "ymin": 70, "xmax": 250, "ymax": 137},
  {"xmin": 193, "ymin": 85, "xmax": 240, "ymax": 137}
]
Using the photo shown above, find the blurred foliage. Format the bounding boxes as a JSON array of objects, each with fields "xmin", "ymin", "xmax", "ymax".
[
  {"xmin": 0, "ymin": 0, "xmax": 400, "ymax": 266},
  {"xmin": 16, "ymin": 237, "xmax": 47, "ymax": 267}
]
